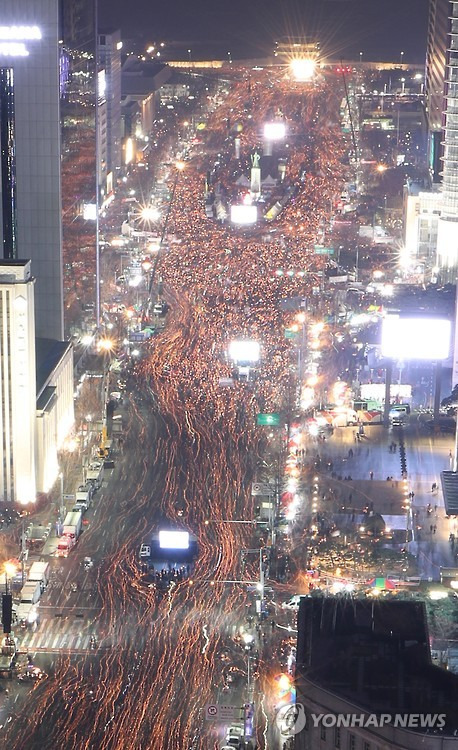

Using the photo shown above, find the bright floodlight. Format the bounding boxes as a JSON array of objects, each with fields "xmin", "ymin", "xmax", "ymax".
[
  {"xmin": 83, "ymin": 203, "xmax": 97, "ymax": 221},
  {"xmin": 230, "ymin": 204, "xmax": 257, "ymax": 225},
  {"xmin": 141, "ymin": 206, "xmax": 161, "ymax": 222},
  {"xmin": 290, "ymin": 58, "xmax": 316, "ymax": 81},
  {"xmin": 229, "ymin": 340, "xmax": 260, "ymax": 363},
  {"xmin": 263, "ymin": 122, "xmax": 286, "ymax": 141},
  {"xmin": 381, "ymin": 316, "xmax": 451, "ymax": 361},
  {"xmin": 159, "ymin": 530, "xmax": 190, "ymax": 549}
]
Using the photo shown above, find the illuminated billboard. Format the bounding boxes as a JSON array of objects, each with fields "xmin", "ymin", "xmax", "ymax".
[
  {"xmin": 263, "ymin": 122, "xmax": 286, "ymax": 141},
  {"xmin": 229, "ymin": 340, "xmax": 261, "ymax": 363},
  {"xmin": 159, "ymin": 530, "xmax": 190, "ymax": 550},
  {"xmin": 230, "ymin": 204, "xmax": 257, "ymax": 225},
  {"xmin": 381, "ymin": 316, "xmax": 451, "ymax": 361}
]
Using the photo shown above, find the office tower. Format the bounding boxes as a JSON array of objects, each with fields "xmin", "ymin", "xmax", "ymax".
[
  {"xmin": 425, "ymin": 0, "xmax": 449, "ymax": 180},
  {"xmin": 98, "ymin": 30, "xmax": 122, "ymax": 196},
  {"xmin": 437, "ymin": 1, "xmax": 458, "ymax": 275},
  {"xmin": 0, "ymin": 261, "xmax": 36, "ymax": 504},
  {"xmin": 60, "ymin": 0, "xmax": 98, "ymax": 326},
  {"xmin": 0, "ymin": 68, "xmax": 17, "ymax": 260},
  {"xmin": 0, "ymin": 0, "xmax": 64, "ymax": 341}
]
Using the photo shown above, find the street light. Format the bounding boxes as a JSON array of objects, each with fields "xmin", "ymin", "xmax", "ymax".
[
  {"xmin": 141, "ymin": 206, "xmax": 161, "ymax": 223},
  {"xmin": 4, "ymin": 562, "xmax": 16, "ymax": 595},
  {"xmin": 59, "ymin": 471, "xmax": 64, "ymax": 522},
  {"xmin": 141, "ymin": 258, "xmax": 153, "ymax": 273},
  {"xmin": 400, "ymin": 51, "xmax": 404, "ymax": 65},
  {"xmin": 204, "ymin": 519, "xmax": 263, "ymax": 525},
  {"xmin": 97, "ymin": 337, "xmax": 115, "ymax": 352}
]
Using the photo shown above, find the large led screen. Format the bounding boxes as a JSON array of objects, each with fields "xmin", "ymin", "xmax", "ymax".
[
  {"xmin": 228, "ymin": 340, "xmax": 261, "ymax": 363},
  {"xmin": 381, "ymin": 316, "xmax": 451, "ymax": 360},
  {"xmin": 159, "ymin": 530, "xmax": 190, "ymax": 549},
  {"xmin": 230, "ymin": 204, "xmax": 257, "ymax": 224}
]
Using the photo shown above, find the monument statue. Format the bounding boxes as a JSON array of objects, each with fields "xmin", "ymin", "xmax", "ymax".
[{"xmin": 251, "ymin": 151, "xmax": 260, "ymax": 169}]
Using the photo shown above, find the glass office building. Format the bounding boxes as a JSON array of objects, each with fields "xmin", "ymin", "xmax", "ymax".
[
  {"xmin": 0, "ymin": 0, "xmax": 64, "ymax": 341},
  {"xmin": 437, "ymin": 1, "xmax": 458, "ymax": 273},
  {"xmin": 59, "ymin": 0, "xmax": 98, "ymax": 332}
]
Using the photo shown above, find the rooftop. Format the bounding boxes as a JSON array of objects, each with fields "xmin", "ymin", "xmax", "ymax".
[
  {"xmin": 35, "ymin": 338, "xmax": 71, "ymax": 397},
  {"xmin": 296, "ymin": 596, "xmax": 458, "ymax": 730}
]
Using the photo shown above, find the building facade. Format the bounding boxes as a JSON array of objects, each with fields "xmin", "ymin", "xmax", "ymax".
[
  {"xmin": 59, "ymin": 0, "xmax": 98, "ymax": 330},
  {"xmin": 0, "ymin": 261, "xmax": 36, "ymax": 504},
  {"xmin": 98, "ymin": 30, "xmax": 122, "ymax": 194},
  {"xmin": 35, "ymin": 338, "xmax": 74, "ymax": 493},
  {"xmin": 0, "ymin": 0, "xmax": 64, "ymax": 341},
  {"xmin": 294, "ymin": 597, "xmax": 458, "ymax": 750},
  {"xmin": 426, "ymin": 0, "xmax": 449, "ymax": 135},
  {"xmin": 437, "ymin": 1, "xmax": 458, "ymax": 275},
  {"xmin": 403, "ymin": 183, "xmax": 441, "ymax": 263},
  {"xmin": 294, "ymin": 677, "xmax": 458, "ymax": 750}
]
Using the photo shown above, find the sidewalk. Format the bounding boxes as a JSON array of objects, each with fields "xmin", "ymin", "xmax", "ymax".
[{"xmin": 299, "ymin": 420, "xmax": 457, "ymax": 580}]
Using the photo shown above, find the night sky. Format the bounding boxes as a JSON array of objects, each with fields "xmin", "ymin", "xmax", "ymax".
[{"xmin": 99, "ymin": 0, "xmax": 429, "ymax": 63}]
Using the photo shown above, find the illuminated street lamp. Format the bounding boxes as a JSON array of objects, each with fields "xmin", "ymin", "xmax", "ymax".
[
  {"xmin": 141, "ymin": 258, "xmax": 153, "ymax": 273},
  {"xmin": 59, "ymin": 471, "xmax": 64, "ymax": 522},
  {"xmin": 3, "ymin": 562, "xmax": 16, "ymax": 595},
  {"xmin": 97, "ymin": 338, "xmax": 115, "ymax": 353},
  {"xmin": 81, "ymin": 334, "xmax": 94, "ymax": 347},
  {"xmin": 141, "ymin": 205, "xmax": 161, "ymax": 223}
]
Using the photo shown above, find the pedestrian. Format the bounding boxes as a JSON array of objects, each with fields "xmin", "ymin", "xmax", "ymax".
[
  {"xmin": 370, "ymin": 471, "xmax": 374, "ymax": 480},
  {"xmin": 430, "ymin": 524, "xmax": 433, "ymax": 533},
  {"xmin": 433, "ymin": 525, "xmax": 437, "ymax": 535},
  {"xmin": 434, "ymin": 505, "xmax": 437, "ymax": 513}
]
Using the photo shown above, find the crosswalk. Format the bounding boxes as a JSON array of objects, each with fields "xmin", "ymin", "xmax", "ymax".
[{"xmin": 18, "ymin": 617, "xmax": 96, "ymax": 652}]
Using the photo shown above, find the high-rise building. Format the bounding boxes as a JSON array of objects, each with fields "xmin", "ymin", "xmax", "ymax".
[
  {"xmin": 60, "ymin": 0, "xmax": 98, "ymax": 330},
  {"xmin": 0, "ymin": 261, "xmax": 36, "ymax": 504},
  {"xmin": 437, "ymin": 1, "xmax": 458, "ymax": 275},
  {"xmin": 425, "ymin": 0, "xmax": 449, "ymax": 137},
  {"xmin": 98, "ymin": 30, "xmax": 122, "ymax": 196},
  {"xmin": 0, "ymin": 2, "xmax": 74, "ymax": 504},
  {"xmin": 0, "ymin": 0, "xmax": 64, "ymax": 341}
]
